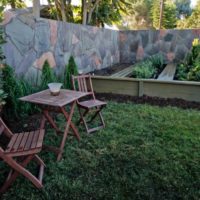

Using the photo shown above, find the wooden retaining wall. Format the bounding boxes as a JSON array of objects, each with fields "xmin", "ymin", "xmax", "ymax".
[{"xmin": 92, "ymin": 76, "xmax": 200, "ymax": 102}]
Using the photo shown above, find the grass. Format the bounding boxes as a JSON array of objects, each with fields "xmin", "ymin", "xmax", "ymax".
[{"xmin": 0, "ymin": 102, "xmax": 200, "ymax": 200}]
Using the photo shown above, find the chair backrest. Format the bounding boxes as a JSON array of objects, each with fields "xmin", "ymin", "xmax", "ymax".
[{"xmin": 72, "ymin": 75, "xmax": 95, "ymax": 99}]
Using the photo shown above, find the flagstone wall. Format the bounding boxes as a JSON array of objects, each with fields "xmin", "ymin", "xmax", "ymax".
[
  {"xmin": 119, "ymin": 29, "xmax": 200, "ymax": 63},
  {"xmin": 2, "ymin": 9, "xmax": 119, "ymax": 80},
  {"xmin": 2, "ymin": 9, "xmax": 200, "ymax": 79}
]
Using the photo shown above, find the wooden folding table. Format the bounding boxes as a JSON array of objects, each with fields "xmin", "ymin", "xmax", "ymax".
[{"xmin": 20, "ymin": 89, "xmax": 88, "ymax": 161}]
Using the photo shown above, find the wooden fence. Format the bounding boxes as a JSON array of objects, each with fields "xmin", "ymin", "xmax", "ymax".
[{"xmin": 92, "ymin": 76, "xmax": 200, "ymax": 102}]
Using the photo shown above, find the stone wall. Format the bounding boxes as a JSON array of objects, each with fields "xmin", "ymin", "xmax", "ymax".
[
  {"xmin": 2, "ymin": 9, "xmax": 200, "ymax": 79},
  {"xmin": 119, "ymin": 29, "xmax": 200, "ymax": 63},
  {"xmin": 2, "ymin": 9, "xmax": 119, "ymax": 80}
]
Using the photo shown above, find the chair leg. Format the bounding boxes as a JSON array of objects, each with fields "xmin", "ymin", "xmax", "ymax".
[
  {"xmin": 77, "ymin": 108, "xmax": 88, "ymax": 125},
  {"xmin": 0, "ymin": 155, "xmax": 43, "ymax": 194},
  {"xmin": 87, "ymin": 107, "xmax": 105, "ymax": 129}
]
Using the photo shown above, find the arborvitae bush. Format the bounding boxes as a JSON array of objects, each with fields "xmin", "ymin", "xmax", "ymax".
[
  {"xmin": 40, "ymin": 60, "xmax": 56, "ymax": 89},
  {"xmin": 2, "ymin": 65, "xmax": 38, "ymax": 119},
  {"xmin": 64, "ymin": 56, "xmax": 78, "ymax": 89}
]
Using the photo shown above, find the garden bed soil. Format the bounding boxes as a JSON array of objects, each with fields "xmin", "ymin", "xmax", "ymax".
[
  {"xmin": 6, "ymin": 94, "xmax": 200, "ymax": 133},
  {"xmin": 92, "ymin": 63, "xmax": 132, "ymax": 76}
]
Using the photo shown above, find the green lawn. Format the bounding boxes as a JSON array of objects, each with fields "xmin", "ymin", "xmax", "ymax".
[{"xmin": 1, "ymin": 102, "xmax": 200, "ymax": 200}]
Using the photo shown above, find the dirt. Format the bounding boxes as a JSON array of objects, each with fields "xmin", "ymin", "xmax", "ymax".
[
  {"xmin": 96, "ymin": 93, "xmax": 200, "ymax": 110},
  {"xmin": 91, "ymin": 63, "xmax": 132, "ymax": 76}
]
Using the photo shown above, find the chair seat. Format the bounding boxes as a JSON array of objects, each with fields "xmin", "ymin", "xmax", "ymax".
[
  {"xmin": 78, "ymin": 99, "xmax": 107, "ymax": 109},
  {"xmin": 5, "ymin": 129, "xmax": 45, "ymax": 156}
]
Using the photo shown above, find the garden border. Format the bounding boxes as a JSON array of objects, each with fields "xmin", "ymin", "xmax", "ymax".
[{"xmin": 92, "ymin": 76, "xmax": 200, "ymax": 102}]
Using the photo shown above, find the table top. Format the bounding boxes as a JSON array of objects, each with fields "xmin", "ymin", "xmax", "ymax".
[{"xmin": 20, "ymin": 89, "xmax": 88, "ymax": 107}]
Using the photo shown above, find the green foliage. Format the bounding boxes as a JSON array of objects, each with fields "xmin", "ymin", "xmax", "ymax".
[
  {"xmin": 133, "ymin": 54, "xmax": 164, "ymax": 79},
  {"xmin": 175, "ymin": 0, "xmax": 192, "ymax": 18},
  {"xmin": 149, "ymin": 53, "xmax": 164, "ymax": 72},
  {"xmin": 177, "ymin": 1, "xmax": 200, "ymax": 28},
  {"xmin": 175, "ymin": 38, "xmax": 200, "ymax": 81},
  {"xmin": 64, "ymin": 56, "xmax": 78, "ymax": 89},
  {"xmin": 133, "ymin": 61, "xmax": 156, "ymax": 79},
  {"xmin": 2, "ymin": 65, "xmax": 23, "ymax": 118},
  {"xmin": 175, "ymin": 63, "xmax": 188, "ymax": 80},
  {"xmin": 1, "ymin": 102, "xmax": 200, "ymax": 199},
  {"xmin": 151, "ymin": 0, "xmax": 177, "ymax": 29},
  {"xmin": 40, "ymin": 61, "xmax": 56, "ymax": 89},
  {"xmin": 2, "ymin": 65, "xmax": 39, "ymax": 119}
]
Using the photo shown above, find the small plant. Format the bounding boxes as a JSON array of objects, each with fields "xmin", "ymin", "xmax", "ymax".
[
  {"xmin": 40, "ymin": 60, "xmax": 56, "ymax": 89},
  {"xmin": 149, "ymin": 53, "xmax": 164, "ymax": 74},
  {"xmin": 64, "ymin": 56, "xmax": 78, "ymax": 89},
  {"xmin": 132, "ymin": 61, "xmax": 156, "ymax": 79}
]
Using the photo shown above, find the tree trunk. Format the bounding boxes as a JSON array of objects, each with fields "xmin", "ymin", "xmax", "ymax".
[
  {"xmin": 159, "ymin": 0, "xmax": 164, "ymax": 29},
  {"xmin": 87, "ymin": 0, "xmax": 101, "ymax": 24},
  {"xmin": 60, "ymin": 0, "xmax": 67, "ymax": 22},
  {"xmin": 10, "ymin": 0, "xmax": 16, "ymax": 9},
  {"xmin": 82, "ymin": 0, "xmax": 87, "ymax": 25},
  {"xmin": 55, "ymin": 0, "xmax": 61, "ymax": 20},
  {"xmin": 33, "ymin": 0, "xmax": 40, "ymax": 18}
]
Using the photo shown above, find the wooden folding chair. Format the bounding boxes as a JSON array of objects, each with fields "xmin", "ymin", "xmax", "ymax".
[
  {"xmin": 0, "ymin": 117, "xmax": 45, "ymax": 194},
  {"xmin": 72, "ymin": 75, "xmax": 107, "ymax": 133}
]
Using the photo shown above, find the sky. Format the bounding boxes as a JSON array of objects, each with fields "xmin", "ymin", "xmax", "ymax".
[{"xmin": 191, "ymin": 0, "xmax": 197, "ymax": 7}]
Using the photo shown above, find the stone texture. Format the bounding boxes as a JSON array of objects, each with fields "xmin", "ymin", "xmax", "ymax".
[
  {"xmin": 34, "ymin": 20, "xmax": 51, "ymax": 56},
  {"xmin": 2, "ymin": 11, "xmax": 16, "ymax": 25},
  {"xmin": 3, "ymin": 9, "xmax": 200, "ymax": 76},
  {"xmin": 49, "ymin": 20, "xmax": 58, "ymax": 47},
  {"xmin": 34, "ymin": 51, "xmax": 56, "ymax": 69},
  {"xmin": 24, "ymin": 66, "xmax": 41, "ymax": 85},
  {"xmin": 5, "ymin": 18, "xmax": 34, "ymax": 55},
  {"xmin": 3, "ymin": 39, "xmax": 23, "ymax": 69},
  {"xmin": 16, "ymin": 49, "xmax": 37, "ymax": 75}
]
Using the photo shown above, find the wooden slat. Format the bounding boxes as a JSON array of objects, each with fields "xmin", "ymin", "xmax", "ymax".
[
  {"xmin": 0, "ymin": 125, "xmax": 5, "ymax": 136},
  {"xmin": 36, "ymin": 129, "xmax": 44, "ymax": 148},
  {"xmin": 6, "ymin": 134, "xmax": 18, "ymax": 152},
  {"xmin": 31, "ymin": 130, "xmax": 40, "ymax": 149},
  {"xmin": 11, "ymin": 133, "xmax": 24, "ymax": 152},
  {"xmin": 24, "ymin": 132, "xmax": 35, "ymax": 151},
  {"xmin": 18, "ymin": 132, "xmax": 29, "ymax": 151}
]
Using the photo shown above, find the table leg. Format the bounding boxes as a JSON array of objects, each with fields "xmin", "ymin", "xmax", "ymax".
[
  {"xmin": 57, "ymin": 101, "xmax": 76, "ymax": 161},
  {"xmin": 40, "ymin": 115, "xmax": 46, "ymax": 129},
  {"xmin": 60, "ymin": 106, "xmax": 80, "ymax": 141},
  {"xmin": 42, "ymin": 109, "xmax": 62, "ymax": 134}
]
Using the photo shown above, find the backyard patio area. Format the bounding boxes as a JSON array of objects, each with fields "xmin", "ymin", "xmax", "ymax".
[{"xmin": 1, "ymin": 101, "xmax": 199, "ymax": 200}]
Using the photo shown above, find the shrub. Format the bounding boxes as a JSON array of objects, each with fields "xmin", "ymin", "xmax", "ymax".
[
  {"xmin": 132, "ymin": 61, "xmax": 156, "ymax": 79},
  {"xmin": 2, "ymin": 65, "xmax": 38, "ymax": 119},
  {"xmin": 149, "ymin": 53, "xmax": 164, "ymax": 73},
  {"xmin": 40, "ymin": 60, "xmax": 56, "ymax": 89},
  {"xmin": 64, "ymin": 56, "xmax": 78, "ymax": 89},
  {"xmin": 175, "ymin": 63, "xmax": 188, "ymax": 81}
]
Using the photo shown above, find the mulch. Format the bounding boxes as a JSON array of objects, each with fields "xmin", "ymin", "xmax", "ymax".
[{"xmin": 96, "ymin": 93, "xmax": 200, "ymax": 110}]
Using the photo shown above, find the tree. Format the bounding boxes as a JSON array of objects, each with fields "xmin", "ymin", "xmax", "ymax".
[
  {"xmin": 1, "ymin": 0, "xmax": 26, "ymax": 9},
  {"xmin": 177, "ymin": 1, "xmax": 200, "ymax": 28},
  {"xmin": 120, "ymin": 0, "xmax": 152, "ymax": 30},
  {"xmin": 90, "ymin": 0, "xmax": 132, "ymax": 27},
  {"xmin": 175, "ymin": 0, "xmax": 192, "ymax": 19},
  {"xmin": 151, "ymin": 0, "xmax": 177, "ymax": 29}
]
